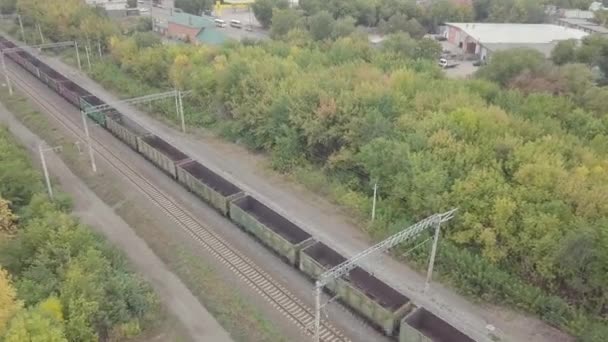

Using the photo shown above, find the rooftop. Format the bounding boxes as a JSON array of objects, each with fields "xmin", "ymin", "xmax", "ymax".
[
  {"xmin": 169, "ymin": 12, "xmax": 215, "ymax": 29},
  {"xmin": 168, "ymin": 12, "xmax": 228, "ymax": 45},
  {"xmin": 561, "ymin": 9, "xmax": 594, "ymax": 19},
  {"xmin": 482, "ymin": 42, "xmax": 561, "ymax": 57},
  {"xmin": 557, "ymin": 18, "xmax": 608, "ymax": 34},
  {"xmin": 446, "ymin": 23, "xmax": 588, "ymax": 44}
]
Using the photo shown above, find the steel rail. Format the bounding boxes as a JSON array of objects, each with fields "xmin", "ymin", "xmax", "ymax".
[{"xmin": 4, "ymin": 61, "xmax": 349, "ymax": 342}]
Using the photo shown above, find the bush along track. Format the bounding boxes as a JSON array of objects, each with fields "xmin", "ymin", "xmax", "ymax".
[{"xmin": 0, "ymin": 124, "xmax": 160, "ymax": 341}]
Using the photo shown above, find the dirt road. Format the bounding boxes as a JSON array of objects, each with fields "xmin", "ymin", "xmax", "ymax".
[
  {"xmin": 36, "ymin": 53, "xmax": 574, "ymax": 342},
  {"xmin": 0, "ymin": 103, "xmax": 233, "ymax": 342}
]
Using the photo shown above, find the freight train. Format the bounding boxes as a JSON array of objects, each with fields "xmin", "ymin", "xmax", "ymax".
[{"xmin": 0, "ymin": 35, "xmax": 475, "ymax": 342}]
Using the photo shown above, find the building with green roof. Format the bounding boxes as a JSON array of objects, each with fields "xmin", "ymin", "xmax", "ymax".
[{"xmin": 167, "ymin": 12, "xmax": 228, "ymax": 45}]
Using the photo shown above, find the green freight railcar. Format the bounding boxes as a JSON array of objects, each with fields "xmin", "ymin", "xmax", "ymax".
[
  {"xmin": 229, "ymin": 196, "xmax": 315, "ymax": 265},
  {"xmin": 177, "ymin": 160, "xmax": 244, "ymax": 216},
  {"xmin": 337, "ymin": 267, "xmax": 413, "ymax": 336},
  {"xmin": 399, "ymin": 308, "xmax": 475, "ymax": 342},
  {"xmin": 105, "ymin": 111, "xmax": 151, "ymax": 152},
  {"xmin": 299, "ymin": 242, "xmax": 344, "ymax": 293},
  {"xmin": 136, "ymin": 135, "xmax": 189, "ymax": 178},
  {"xmin": 80, "ymin": 95, "xmax": 107, "ymax": 127}
]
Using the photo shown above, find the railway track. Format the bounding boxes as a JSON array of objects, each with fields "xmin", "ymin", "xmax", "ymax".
[{"xmin": 4, "ymin": 62, "xmax": 350, "ymax": 342}]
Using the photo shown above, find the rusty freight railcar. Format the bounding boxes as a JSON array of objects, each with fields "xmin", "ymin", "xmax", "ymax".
[
  {"xmin": 15, "ymin": 51, "xmax": 40, "ymax": 77},
  {"xmin": 58, "ymin": 80, "xmax": 88, "ymax": 107},
  {"xmin": 177, "ymin": 160, "xmax": 244, "ymax": 216},
  {"xmin": 37, "ymin": 61, "xmax": 69, "ymax": 92},
  {"xmin": 400, "ymin": 308, "xmax": 475, "ymax": 342},
  {"xmin": 338, "ymin": 267, "xmax": 413, "ymax": 336},
  {"xmin": 105, "ymin": 111, "xmax": 151, "ymax": 152},
  {"xmin": 229, "ymin": 196, "xmax": 315, "ymax": 265},
  {"xmin": 300, "ymin": 241, "xmax": 413, "ymax": 336},
  {"xmin": 299, "ymin": 242, "xmax": 345, "ymax": 293},
  {"xmin": 136, "ymin": 135, "xmax": 189, "ymax": 178}
]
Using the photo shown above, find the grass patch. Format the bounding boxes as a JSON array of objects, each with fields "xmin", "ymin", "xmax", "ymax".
[{"xmin": 0, "ymin": 86, "xmax": 286, "ymax": 342}]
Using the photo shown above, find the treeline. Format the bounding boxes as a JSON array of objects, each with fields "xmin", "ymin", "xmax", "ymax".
[
  {"xmin": 478, "ymin": 36, "xmax": 608, "ymax": 85},
  {"xmin": 10, "ymin": 0, "xmax": 608, "ymax": 340},
  {"xmin": 250, "ymin": 0, "xmax": 603, "ymax": 39},
  {"xmin": 103, "ymin": 32, "xmax": 608, "ymax": 341},
  {"xmin": 0, "ymin": 125, "xmax": 157, "ymax": 339}
]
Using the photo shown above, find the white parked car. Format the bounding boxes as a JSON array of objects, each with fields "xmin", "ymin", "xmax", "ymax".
[{"xmin": 439, "ymin": 58, "xmax": 459, "ymax": 69}]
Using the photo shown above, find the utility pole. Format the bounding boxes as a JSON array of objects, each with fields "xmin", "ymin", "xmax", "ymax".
[
  {"xmin": 84, "ymin": 44, "xmax": 92, "ymax": 70},
  {"xmin": 313, "ymin": 285, "xmax": 322, "ymax": 342},
  {"xmin": 178, "ymin": 89, "xmax": 185, "ymax": 133},
  {"xmin": 38, "ymin": 143, "xmax": 62, "ymax": 199},
  {"xmin": 1, "ymin": 52, "xmax": 13, "ymax": 95},
  {"xmin": 371, "ymin": 182, "xmax": 378, "ymax": 221},
  {"xmin": 37, "ymin": 23, "xmax": 44, "ymax": 44},
  {"xmin": 312, "ymin": 209, "xmax": 458, "ymax": 342},
  {"xmin": 425, "ymin": 220, "xmax": 442, "ymax": 293},
  {"xmin": 17, "ymin": 14, "xmax": 25, "ymax": 44},
  {"xmin": 74, "ymin": 41, "xmax": 82, "ymax": 70},
  {"xmin": 174, "ymin": 89, "xmax": 180, "ymax": 120},
  {"xmin": 97, "ymin": 40, "xmax": 102, "ymax": 58},
  {"xmin": 80, "ymin": 110, "xmax": 97, "ymax": 173}
]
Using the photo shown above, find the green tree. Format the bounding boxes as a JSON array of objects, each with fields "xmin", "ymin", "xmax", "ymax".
[
  {"xmin": 414, "ymin": 37, "xmax": 442, "ymax": 60},
  {"xmin": 331, "ymin": 15, "xmax": 356, "ymax": 39},
  {"xmin": 175, "ymin": 0, "xmax": 214, "ymax": 15},
  {"xmin": 594, "ymin": 9, "xmax": 608, "ymax": 27},
  {"xmin": 0, "ymin": 0, "xmax": 16, "ymax": 14},
  {"xmin": 134, "ymin": 17, "xmax": 153, "ymax": 32},
  {"xmin": 252, "ymin": 0, "xmax": 276, "ymax": 29},
  {"xmin": 551, "ymin": 39, "xmax": 577, "ymax": 65},
  {"xmin": 309, "ymin": 10, "xmax": 335, "ymax": 41},
  {"xmin": 403, "ymin": 18, "xmax": 425, "ymax": 39},
  {"xmin": 476, "ymin": 48, "xmax": 547, "ymax": 85},
  {"xmin": 4, "ymin": 305, "xmax": 67, "ymax": 342},
  {"xmin": 251, "ymin": 0, "xmax": 288, "ymax": 28},
  {"xmin": 0, "ymin": 127, "xmax": 42, "ymax": 208},
  {"xmin": 299, "ymin": 0, "xmax": 321, "ymax": 16},
  {"xmin": 270, "ymin": 8, "xmax": 302, "ymax": 38},
  {"xmin": 381, "ymin": 13, "xmax": 409, "ymax": 34}
]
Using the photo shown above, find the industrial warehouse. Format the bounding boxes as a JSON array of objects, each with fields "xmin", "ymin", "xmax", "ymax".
[{"xmin": 444, "ymin": 22, "xmax": 589, "ymax": 60}]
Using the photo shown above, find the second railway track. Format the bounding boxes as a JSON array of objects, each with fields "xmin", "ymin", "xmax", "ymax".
[{"xmin": 4, "ymin": 62, "xmax": 350, "ymax": 342}]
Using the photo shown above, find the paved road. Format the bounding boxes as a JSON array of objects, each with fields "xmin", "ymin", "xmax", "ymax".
[
  {"xmin": 0, "ymin": 102, "xmax": 233, "ymax": 342},
  {"xmin": 140, "ymin": 0, "xmax": 268, "ymax": 41},
  {"xmin": 35, "ymin": 52, "xmax": 572, "ymax": 342}
]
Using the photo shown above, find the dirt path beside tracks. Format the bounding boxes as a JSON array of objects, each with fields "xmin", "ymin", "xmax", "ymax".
[
  {"xmin": 0, "ymin": 103, "xmax": 233, "ymax": 342},
  {"xmin": 35, "ymin": 52, "xmax": 574, "ymax": 342}
]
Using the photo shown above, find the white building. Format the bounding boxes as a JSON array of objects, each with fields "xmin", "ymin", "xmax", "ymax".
[
  {"xmin": 445, "ymin": 23, "xmax": 588, "ymax": 60},
  {"xmin": 589, "ymin": 1, "xmax": 608, "ymax": 11}
]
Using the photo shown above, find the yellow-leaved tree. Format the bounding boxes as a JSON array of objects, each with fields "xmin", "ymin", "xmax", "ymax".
[
  {"xmin": 0, "ymin": 197, "xmax": 18, "ymax": 235},
  {"xmin": 0, "ymin": 267, "xmax": 22, "ymax": 335}
]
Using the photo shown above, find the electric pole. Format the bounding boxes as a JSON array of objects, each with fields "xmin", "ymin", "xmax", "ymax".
[
  {"xmin": 84, "ymin": 44, "xmax": 92, "ymax": 70},
  {"xmin": 80, "ymin": 110, "xmax": 97, "ymax": 173},
  {"xmin": 74, "ymin": 41, "xmax": 82, "ymax": 70},
  {"xmin": 178, "ymin": 89, "xmax": 185, "ymax": 132},
  {"xmin": 97, "ymin": 40, "xmax": 102, "ymax": 58},
  {"xmin": 17, "ymin": 14, "xmax": 25, "ymax": 44},
  {"xmin": 37, "ymin": 23, "xmax": 44, "ymax": 44},
  {"xmin": 1, "ymin": 51, "xmax": 13, "ymax": 95},
  {"xmin": 425, "ymin": 220, "xmax": 442, "ymax": 293},
  {"xmin": 38, "ymin": 143, "xmax": 62, "ymax": 199},
  {"xmin": 313, "ymin": 209, "xmax": 458, "ymax": 342},
  {"xmin": 371, "ymin": 182, "xmax": 378, "ymax": 221}
]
